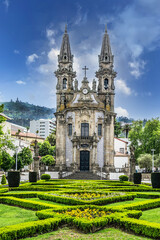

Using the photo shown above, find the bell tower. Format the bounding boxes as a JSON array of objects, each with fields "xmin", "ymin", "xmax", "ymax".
[
  {"xmin": 55, "ymin": 25, "xmax": 76, "ymax": 111},
  {"xmin": 96, "ymin": 25, "xmax": 116, "ymax": 112}
]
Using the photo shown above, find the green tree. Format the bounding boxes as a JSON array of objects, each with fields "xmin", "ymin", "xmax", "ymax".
[
  {"xmin": 39, "ymin": 141, "xmax": 51, "ymax": 157},
  {"xmin": 122, "ymin": 124, "xmax": 131, "ymax": 138},
  {"xmin": 13, "ymin": 147, "xmax": 33, "ymax": 170},
  {"xmin": 41, "ymin": 155, "xmax": 55, "ymax": 166},
  {"xmin": 0, "ymin": 104, "xmax": 5, "ymax": 136},
  {"xmin": 129, "ymin": 120, "xmax": 143, "ymax": 159},
  {"xmin": 137, "ymin": 153, "xmax": 152, "ymax": 171},
  {"xmin": 0, "ymin": 151, "xmax": 14, "ymax": 172},
  {"xmin": 141, "ymin": 118, "xmax": 160, "ymax": 154},
  {"xmin": 49, "ymin": 145, "xmax": 56, "ymax": 156},
  {"xmin": 46, "ymin": 131, "xmax": 56, "ymax": 146},
  {"xmin": 114, "ymin": 119, "xmax": 122, "ymax": 137}
]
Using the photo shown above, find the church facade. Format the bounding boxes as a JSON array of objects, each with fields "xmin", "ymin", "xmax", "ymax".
[{"xmin": 55, "ymin": 25, "xmax": 117, "ymax": 174}]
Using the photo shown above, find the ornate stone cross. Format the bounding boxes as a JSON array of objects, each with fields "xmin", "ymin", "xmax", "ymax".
[{"xmin": 82, "ymin": 66, "xmax": 89, "ymax": 78}]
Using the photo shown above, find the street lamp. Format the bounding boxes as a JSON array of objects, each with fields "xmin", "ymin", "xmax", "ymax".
[
  {"xmin": 151, "ymin": 149, "xmax": 155, "ymax": 172},
  {"xmin": 15, "ymin": 147, "xmax": 18, "ymax": 171}
]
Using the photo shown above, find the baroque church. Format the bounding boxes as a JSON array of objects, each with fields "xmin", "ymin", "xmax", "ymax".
[{"xmin": 55, "ymin": 25, "xmax": 117, "ymax": 174}]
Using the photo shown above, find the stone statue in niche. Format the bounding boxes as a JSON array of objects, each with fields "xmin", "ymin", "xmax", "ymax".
[
  {"xmin": 74, "ymin": 79, "xmax": 78, "ymax": 91},
  {"xmin": 92, "ymin": 79, "xmax": 96, "ymax": 91}
]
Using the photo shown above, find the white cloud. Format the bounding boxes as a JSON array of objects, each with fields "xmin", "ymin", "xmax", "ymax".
[
  {"xmin": 26, "ymin": 53, "xmax": 39, "ymax": 64},
  {"xmin": 115, "ymin": 79, "xmax": 131, "ymax": 95},
  {"xmin": 129, "ymin": 60, "xmax": 146, "ymax": 79},
  {"xmin": 14, "ymin": 49, "xmax": 20, "ymax": 54},
  {"xmin": 46, "ymin": 28, "xmax": 55, "ymax": 45},
  {"xmin": 115, "ymin": 107, "xmax": 129, "ymax": 117},
  {"xmin": 3, "ymin": 0, "xmax": 9, "ymax": 10},
  {"xmin": 16, "ymin": 80, "xmax": 26, "ymax": 85},
  {"xmin": 37, "ymin": 48, "xmax": 59, "ymax": 75},
  {"xmin": 74, "ymin": 3, "xmax": 88, "ymax": 25}
]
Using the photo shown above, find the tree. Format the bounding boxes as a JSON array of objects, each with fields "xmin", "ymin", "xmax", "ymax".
[
  {"xmin": 39, "ymin": 141, "xmax": 51, "ymax": 157},
  {"xmin": 114, "ymin": 119, "xmax": 122, "ymax": 137},
  {"xmin": 46, "ymin": 131, "xmax": 56, "ymax": 146},
  {"xmin": 137, "ymin": 154, "xmax": 152, "ymax": 171},
  {"xmin": 13, "ymin": 147, "xmax": 33, "ymax": 170},
  {"xmin": 0, "ymin": 104, "xmax": 5, "ymax": 136},
  {"xmin": 49, "ymin": 145, "xmax": 56, "ymax": 156},
  {"xmin": 129, "ymin": 120, "xmax": 143, "ymax": 160},
  {"xmin": 0, "ymin": 151, "xmax": 14, "ymax": 172},
  {"xmin": 122, "ymin": 124, "xmax": 131, "ymax": 138},
  {"xmin": 41, "ymin": 155, "xmax": 55, "ymax": 166}
]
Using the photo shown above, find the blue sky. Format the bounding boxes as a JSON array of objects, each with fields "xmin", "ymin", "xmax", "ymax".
[{"xmin": 0, "ymin": 0, "xmax": 160, "ymax": 120}]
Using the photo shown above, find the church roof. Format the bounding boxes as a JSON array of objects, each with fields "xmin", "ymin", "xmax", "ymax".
[{"xmin": 58, "ymin": 25, "xmax": 73, "ymax": 63}]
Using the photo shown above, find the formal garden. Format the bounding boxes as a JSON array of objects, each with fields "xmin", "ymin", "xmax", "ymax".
[{"xmin": 0, "ymin": 174, "xmax": 160, "ymax": 240}]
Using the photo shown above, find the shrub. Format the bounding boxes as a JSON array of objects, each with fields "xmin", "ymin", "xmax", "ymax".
[
  {"xmin": 151, "ymin": 172, "xmax": 160, "ymax": 188},
  {"xmin": 29, "ymin": 172, "xmax": 37, "ymax": 183},
  {"xmin": 41, "ymin": 174, "xmax": 51, "ymax": 180},
  {"xmin": 8, "ymin": 171, "xmax": 20, "ymax": 187},
  {"xmin": 133, "ymin": 173, "xmax": 141, "ymax": 184},
  {"xmin": 119, "ymin": 175, "xmax": 128, "ymax": 181},
  {"xmin": 1, "ymin": 174, "xmax": 6, "ymax": 185}
]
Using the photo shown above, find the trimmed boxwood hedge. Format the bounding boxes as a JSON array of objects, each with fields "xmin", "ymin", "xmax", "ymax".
[
  {"xmin": 38, "ymin": 193, "xmax": 136, "ymax": 205},
  {"xmin": 0, "ymin": 196, "xmax": 61, "ymax": 210},
  {"xmin": 8, "ymin": 171, "xmax": 20, "ymax": 187},
  {"xmin": 29, "ymin": 172, "xmax": 37, "ymax": 183},
  {"xmin": 133, "ymin": 173, "xmax": 142, "ymax": 184},
  {"xmin": 151, "ymin": 172, "xmax": 160, "ymax": 188},
  {"xmin": 0, "ymin": 217, "xmax": 61, "ymax": 240}
]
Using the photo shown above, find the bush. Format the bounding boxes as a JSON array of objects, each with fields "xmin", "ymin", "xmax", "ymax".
[
  {"xmin": 8, "ymin": 171, "xmax": 20, "ymax": 187},
  {"xmin": 151, "ymin": 172, "xmax": 160, "ymax": 188},
  {"xmin": 134, "ymin": 173, "xmax": 142, "ymax": 184},
  {"xmin": 41, "ymin": 174, "xmax": 51, "ymax": 180},
  {"xmin": 29, "ymin": 172, "xmax": 37, "ymax": 183},
  {"xmin": 1, "ymin": 174, "xmax": 6, "ymax": 185},
  {"xmin": 119, "ymin": 175, "xmax": 128, "ymax": 181}
]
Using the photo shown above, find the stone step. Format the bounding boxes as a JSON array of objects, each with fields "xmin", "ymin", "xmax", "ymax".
[{"xmin": 62, "ymin": 171, "xmax": 106, "ymax": 180}]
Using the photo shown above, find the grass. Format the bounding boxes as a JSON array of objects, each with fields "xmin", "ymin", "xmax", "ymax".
[
  {"xmin": 27, "ymin": 198, "xmax": 70, "ymax": 207},
  {"xmin": 106, "ymin": 198, "xmax": 148, "ymax": 207},
  {"xmin": 23, "ymin": 226, "xmax": 152, "ymax": 240},
  {"xmin": 0, "ymin": 204, "xmax": 38, "ymax": 227},
  {"xmin": 140, "ymin": 207, "xmax": 160, "ymax": 223}
]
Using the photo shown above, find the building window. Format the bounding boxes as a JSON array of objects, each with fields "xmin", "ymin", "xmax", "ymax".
[
  {"xmin": 104, "ymin": 78, "xmax": 108, "ymax": 90},
  {"xmin": 63, "ymin": 78, "xmax": 67, "ymax": 89},
  {"xmin": 120, "ymin": 148, "xmax": 124, "ymax": 154},
  {"xmin": 68, "ymin": 124, "xmax": 72, "ymax": 136},
  {"xmin": 98, "ymin": 124, "xmax": 102, "ymax": 136},
  {"xmin": 81, "ymin": 123, "xmax": 89, "ymax": 137}
]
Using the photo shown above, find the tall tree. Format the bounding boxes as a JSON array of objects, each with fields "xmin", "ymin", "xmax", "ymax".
[
  {"xmin": 46, "ymin": 130, "xmax": 56, "ymax": 146},
  {"xmin": 122, "ymin": 123, "xmax": 131, "ymax": 138},
  {"xmin": 13, "ymin": 147, "xmax": 33, "ymax": 170},
  {"xmin": 114, "ymin": 119, "xmax": 122, "ymax": 137}
]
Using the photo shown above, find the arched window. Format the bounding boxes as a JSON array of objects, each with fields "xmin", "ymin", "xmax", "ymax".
[
  {"xmin": 104, "ymin": 78, "xmax": 108, "ymax": 90},
  {"xmin": 63, "ymin": 78, "xmax": 67, "ymax": 89}
]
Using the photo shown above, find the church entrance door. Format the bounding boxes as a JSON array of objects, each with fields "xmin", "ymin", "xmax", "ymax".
[{"xmin": 80, "ymin": 151, "xmax": 89, "ymax": 171}]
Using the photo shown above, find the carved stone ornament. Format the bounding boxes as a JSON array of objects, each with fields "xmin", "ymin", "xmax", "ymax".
[{"xmin": 104, "ymin": 114, "xmax": 111, "ymax": 125}]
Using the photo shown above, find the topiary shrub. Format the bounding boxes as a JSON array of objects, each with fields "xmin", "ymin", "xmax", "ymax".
[
  {"xmin": 29, "ymin": 172, "xmax": 37, "ymax": 183},
  {"xmin": 41, "ymin": 174, "xmax": 51, "ymax": 180},
  {"xmin": 151, "ymin": 173, "xmax": 160, "ymax": 188},
  {"xmin": 119, "ymin": 175, "xmax": 128, "ymax": 181},
  {"xmin": 134, "ymin": 173, "xmax": 142, "ymax": 184},
  {"xmin": 8, "ymin": 171, "xmax": 20, "ymax": 187},
  {"xmin": 1, "ymin": 174, "xmax": 7, "ymax": 185}
]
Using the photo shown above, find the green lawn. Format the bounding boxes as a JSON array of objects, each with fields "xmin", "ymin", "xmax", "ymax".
[
  {"xmin": 24, "ymin": 226, "xmax": 152, "ymax": 240},
  {"xmin": 27, "ymin": 198, "xmax": 70, "ymax": 207},
  {"xmin": 140, "ymin": 207, "xmax": 160, "ymax": 223},
  {"xmin": 0, "ymin": 204, "xmax": 38, "ymax": 227},
  {"xmin": 106, "ymin": 198, "xmax": 148, "ymax": 207}
]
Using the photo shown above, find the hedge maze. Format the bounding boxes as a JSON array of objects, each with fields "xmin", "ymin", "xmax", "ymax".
[{"xmin": 1, "ymin": 180, "xmax": 160, "ymax": 239}]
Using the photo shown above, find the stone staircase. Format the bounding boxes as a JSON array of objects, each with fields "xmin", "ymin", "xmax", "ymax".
[{"xmin": 62, "ymin": 171, "xmax": 106, "ymax": 180}]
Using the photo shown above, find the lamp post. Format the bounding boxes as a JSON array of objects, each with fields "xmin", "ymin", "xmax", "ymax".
[
  {"xmin": 15, "ymin": 147, "xmax": 18, "ymax": 171},
  {"xmin": 151, "ymin": 149, "xmax": 155, "ymax": 172}
]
